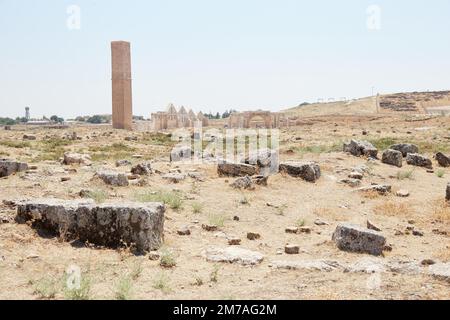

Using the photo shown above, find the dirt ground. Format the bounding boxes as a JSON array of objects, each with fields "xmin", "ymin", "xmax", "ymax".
[{"xmin": 0, "ymin": 114, "xmax": 449, "ymax": 300}]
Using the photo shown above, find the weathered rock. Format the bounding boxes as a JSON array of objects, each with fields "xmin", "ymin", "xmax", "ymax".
[
  {"xmin": 396, "ymin": 189, "xmax": 410, "ymax": 198},
  {"xmin": 344, "ymin": 257, "xmax": 385, "ymax": 273},
  {"xmin": 446, "ymin": 183, "xmax": 450, "ymax": 202},
  {"xmin": 285, "ymin": 226, "xmax": 299, "ymax": 234},
  {"xmin": 0, "ymin": 159, "xmax": 28, "ymax": 178},
  {"xmin": 177, "ymin": 226, "xmax": 191, "ymax": 236},
  {"xmin": 428, "ymin": 263, "xmax": 450, "ymax": 282},
  {"xmin": 16, "ymin": 199, "xmax": 165, "ymax": 252},
  {"xmin": 116, "ymin": 159, "xmax": 132, "ymax": 167},
  {"xmin": 162, "ymin": 173, "xmax": 186, "ymax": 183},
  {"xmin": 435, "ymin": 152, "xmax": 450, "ymax": 167},
  {"xmin": 218, "ymin": 161, "xmax": 257, "ymax": 177},
  {"xmin": 339, "ymin": 178, "xmax": 361, "ymax": 188},
  {"xmin": 204, "ymin": 246, "xmax": 264, "ymax": 265},
  {"xmin": 343, "ymin": 140, "xmax": 378, "ymax": 158},
  {"xmin": 60, "ymin": 177, "xmax": 71, "ymax": 182},
  {"xmin": 367, "ymin": 220, "xmax": 382, "ymax": 232},
  {"xmin": 285, "ymin": 244, "xmax": 300, "ymax": 254},
  {"xmin": 244, "ymin": 148, "xmax": 279, "ymax": 175},
  {"xmin": 358, "ymin": 184, "xmax": 392, "ymax": 195},
  {"xmin": 332, "ymin": 223, "xmax": 386, "ymax": 256},
  {"xmin": 271, "ymin": 260, "xmax": 341, "ymax": 272},
  {"xmin": 389, "ymin": 144, "xmax": 419, "ymax": 157},
  {"xmin": 247, "ymin": 232, "xmax": 261, "ymax": 240},
  {"xmin": 148, "ymin": 251, "xmax": 161, "ymax": 261},
  {"xmin": 348, "ymin": 171, "xmax": 363, "ymax": 180},
  {"xmin": 131, "ymin": 162, "xmax": 152, "ymax": 175},
  {"xmin": 382, "ymin": 149, "xmax": 403, "ymax": 167},
  {"xmin": 63, "ymin": 153, "xmax": 92, "ymax": 166},
  {"xmin": 230, "ymin": 176, "xmax": 254, "ymax": 190},
  {"xmin": 252, "ymin": 175, "xmax": 268, "ymax": 186},
  {"xmin": 95, "ymin": 171, "xmax": 129, "ymax": 186},
  {"xmin": 170, "ymin": 146, "xmax": 192, "ymax": 162},
  {"xmin": 227, "ymin": 237, "xmax": 241, "ymax": 245},
  {"xmin": 298, "ymin": 226, "xmax": 312, "ymax": 234},
  {"xmin": 279, "ymin": 162, "xmax": 321, "ymax": 182},
  {"xmin": 406, "ymin": 153, "xmax": 432, "ymax": 169},
  {"xmin": 202, "ymin": 224, "xmax": 218, "ymax": 232},
  {"xmin": 23, "ymin": 134, "xmax": 36, "ymax": 141}
]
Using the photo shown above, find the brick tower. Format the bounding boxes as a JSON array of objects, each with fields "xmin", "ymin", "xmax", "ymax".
[{"xmin": 111, "ymin": 41, "xmax": 133, "ymax": 130}]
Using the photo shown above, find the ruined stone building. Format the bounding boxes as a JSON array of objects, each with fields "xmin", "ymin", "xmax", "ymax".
[
  {"xmin": 227, "ymin": 110, "xmax": 291, "ymax": 128},
  {"xmin": 150, "ymin": 104, "xmax": 209, "ymax": 131}
]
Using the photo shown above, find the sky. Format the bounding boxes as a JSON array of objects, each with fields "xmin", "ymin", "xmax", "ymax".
[{"xmin": 0, "ymin": 0, "xmax": 449, "ymax": 119}]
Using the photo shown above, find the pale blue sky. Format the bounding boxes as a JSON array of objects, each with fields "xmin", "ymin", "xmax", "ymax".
[{"xmin": 1, "ymin": 0, "xmax": 449, "ymax": 119}]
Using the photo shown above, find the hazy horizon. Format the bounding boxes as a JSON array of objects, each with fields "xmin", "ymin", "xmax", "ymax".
[{"xmin": 1, "ymin": 0, "xmax": 450, "ymax": 119}]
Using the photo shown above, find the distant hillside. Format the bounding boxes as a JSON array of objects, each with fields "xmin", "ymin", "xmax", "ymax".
[{"xmin": 284, "ymin": 90, "xmax": 450, "ymax": 117}]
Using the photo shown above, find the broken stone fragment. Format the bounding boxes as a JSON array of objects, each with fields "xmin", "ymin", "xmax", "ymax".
[
  {"xmin": 217, "ymin": 161, "xmax": 257, "ymax": 177},
  {"xmin": 202, "ymin": 224, "xmax": 218, "ymax": 232},
  {"xmin": 447, "ymin": 183, "xmax": 450, "ymax": 202},
  {"xmin": 63, "ymin": 153, "xmax": 92, "ymax": 166},
  {"xmin": 0, "ymin": 159, "xmax": 28, "ymax": 178},
  {"xmin": 396, "ymin": 189, "xmax": 410, "ymax": 198},
  {"xmin": 382, "ymin": 149, "xmax": 403, "ymax": 167},
  {"xmin": 406, "ymin": 153, "xmax": 432, "ymax": 169},
  {"xmin": 348, "ymin": 171, "xmax": 363, "ymax": 180},
  {"xmin": 435, "ymin": 152, "xmax": 450, "ymax": 167},
  {"xmin": 22, "ymin": 134, "xmax": 36, "ymax": 141},
  {"xmin": 339, "ymin": 178, "xmax": 361, "ymax": 188},
  {"xmin": 279, "ymin": 162, "xmax": 321, "ymax": 182},
  {"xmin": 428, "ymin": 263, "xmax": 450, "ymax": 283},
  {"xmin": 95, "ymin": 170, "xmax": 129, "ymax": 186},
  {"xmin": 285, "ymin": 226, "xmax": 298, "ymax": 234},
  {"xmin": 162, "ymin": 173, "xmax": 186, "ymax": 183},
  {"xmin": 285, "ymin": 244, "xmax": 300, "ymax": 254},
  {"xmin": 332, "ymin": 223, "xmax": 386, "ymax": 256},
  {"xmin": 230, "ymin": 176, "xmax": 254, "ymax": 190},
  {"xmin": 389, "ymin": 144, "xmax": 419, "ymax": 157},
  {"xmin": 343, "ymin": 140, "xmax": 378, "ymax": 158},
  {"xmin": 247, "ymin": 232, "xmax": 261, "ymax": 240},
  {"xmin": 131, "ymin": 162, "xmax": 152, "ymax": 175},
  {"xmin": 243, "ymin": 148, "xmax": 279, "ymax": 175},
  {"xmin": 227, "ymin": 237, "xmax": 241, "ymax": 245},
  {"xmin": 177, "ymin": 226, "xmax": 191, "ymax": 236},
  {"xmin": 204, "ymin": 246, "xmax": 264, "ymax": 265},
  {"xmin": 16, "ymin": 199, "xmax": 165, "ymax": 252},
  {"xmin": 358, "ymin": 184, "xmax": 392, "ymax": 195},
  {"xmin": 367, "ymin": 220, "xmax": 382, "ymax": 232},
  {"xmin": 271, "ymin": 260, "xmax": 341, "ymax": 272},
  {"xmin": 170, "ymin": 146, "xmax": 192, "ymax": 162},
  {"xmin": 116, "ymin": 159, "xmax": 132, "ymax": 167}
]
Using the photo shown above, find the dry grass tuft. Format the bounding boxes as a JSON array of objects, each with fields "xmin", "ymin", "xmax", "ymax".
[
  {"xmin": 373, "ymin": 201, "xmax": 414, "ymax": 217},
  {"xmin": 432, "ymin": 200, "xmax": 450, "ymax": 223}
]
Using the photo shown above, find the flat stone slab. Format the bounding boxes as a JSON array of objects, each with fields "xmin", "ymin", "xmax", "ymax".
[
  {"xmin": 332, "ymin": 223, "xmax": 386, "ymax": 256},
  {"xmin": 389, "ymin": 144, "xmax": 419, "ymax": 157},
  {"xmin": 0, "ymin": 159, "xmax": 28, "ymax": 178},
  {"xmin": 428, "ymin": 263, "xmax": 450, "ymax": 282},
  {"xmin": 204, "ymin": 246, "xmax": 264, "ymax": 265},
  {"xmin": 406, "ymin": 153, "xmax": 432, "ymax": 169},
  {"xmin": 217, "ymin": 161, "xmax": 257, "ymax": 177},
  {"xmin": 16, "ymin": 199, "xmax": 165, "ymax": 252},
  {"xmin": 279, "ymin": 162, "xmax": 321, "ymax": 182},
  {"xmin": 271, "ymin": 260, "xmax": 341, "ymax": 272},
  {"xmin": 343, "ymin": 140, "xmax": 378, "ymax": 158},
  {"xmin": 95, "ymin": 170, "xmax": 129, "ymax": 186}
]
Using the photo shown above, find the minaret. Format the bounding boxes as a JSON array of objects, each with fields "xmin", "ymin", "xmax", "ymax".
[
  {"xmin": 25, "ymin": 107, "xmax": 30, "ymax": 120},
  {"xmin": 111, "ymin": 41, "xmax": 133, "ymax": 130}
]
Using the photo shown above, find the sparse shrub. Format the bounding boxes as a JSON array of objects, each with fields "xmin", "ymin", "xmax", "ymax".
[
  {"xmin": 0, "ymin": 140, "xmax": 31, "ymax": 149},
  {"xmin": 152, "ymin": 273, "xmax": 171, "ymax": 293},
  {"xmin": 432, "ymin": 200, "xmax": 450, "ymax": 222},
  {"xmin": 210, "ymin": 265, "xmax": 220, "ymax": 283},
  {"xmin": 160, "ymin": 249, "xmax": 176, "ymax": 268},
  {"xmin": 239, "ymin": 195, "xmax": 250, "ymax": 205},
  {"xmin": 436, "ymin": 169, "xmax": 445, "ymax": 178},
  {"xmin": 295, "ymin": 218, "xmax": 306, "ymax": 227},
  {"xmin": 193, "ymin": 277, "xmax": 204, "ymax": 286},
  {"xmin": 396, "ymin": 169, "xmax": 414, "ymax": 180},
  {"xmin": 32, "ymin": 277, "xmax": 58, "ymax": 299},
  {"xmin": 63, "ymin": 275, "xmax": 91, "ymax": 300},
  {"xmin": 369, "ymin": 137, "xmax": 397, "ymax": 150},
  {"xmin": 208, "ymin": 214, "xmax": 226, "ymax": 228},
  {"xmin": 130, "ymin": 261, "xmax": 143, "ymax": 280},
  {"xmin": 135, "ymin": 191, "xmax": 183, "ymax": 210},
  {"xmin": 115, "ymin": 276, "xmax": 133, "ymax": 300},
  {"xmin": 85, "ymin": 189, "xmax": 108, "ymax": 203},
  {"xmin": 191, "ymin": 202, "xmax": 203, "ymax": 214}
]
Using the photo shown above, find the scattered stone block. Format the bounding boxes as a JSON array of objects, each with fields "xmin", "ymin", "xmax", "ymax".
[
  {"xmin": 23, "ymin": 134, "xmax": 36, "ymax": 141},
  {"xmin": 279, "ymin": 162, "xmax": 321, "ymax": 182},
  {"xmin": 367, "ymin": 220, "xmax": 382, "ymax": 232},
  {"xmin": 271, "ymin": 260, "xmax": 341, "ymax": 272},
  {"xmin": 435, "ymin": 152, "xmax": 450, "ymax": 167},
  {"xmin": 396, "ymin": 189, "xmax": 410, "ymax": 198},
  {"xmin": 218, "ymin": 161, "xmax": 257, "ymax": 177},
  {"xmin": 204, "ymin": 246, "xmax": 264, "ymax": 265},
  {"xmin": 202, "ymin": 224, "xmax": 218, "ymax": 232},
  {"xmin": 63, "ymin": 153, "xmax": 92, "ymax": 166},
  {"xmin": 382, "ymin": 149, "xmax": 403, "ymax": 167},
  {"xmin": 0, "ymin": 159, "xmax": 28, "ymax": 178},
  {"xmin": 16, "ymin": 199, "xmax": 165, "ymax": 252},
  {"xmin": 116, "ymin": 159, "xmax": 132, "ymax": 167},
  {"xmin": 131, "ymin": 162, "xmax": 152, "ymax": 175},
  {"xmin": 177, "ymin": 226, "xmax": 191, "ymax": 236},
  {"xmin": 230, "ymin": 176, "xmax": 254, "ymax": 190},
  {"xmin": 95, "ymin": 170, "xmax": 129, "ymax": 186},
  {"xmin": 358, "ymin": 184, "xmax": 392, "ymax": 195},
  {"xmin": 332, "ymin": 223, "xmax": 386, "ymax": 256},
  {"xmin": 228, "ymin": 237, "xmax": 241, "ymax": 245},
  {"xmin": 348, "ymin": 171, "xmax": 363, "ymax": 180},
  {"xmin": 285, "ymin": 226, "xmax": 298, "ymax": 234},
  {"xmin": 343, "ymin": 140, "xmax": 378, "ymax": 158},
  {"xmin": 247, "ymin": 232, "xmax": 261, "ymax": 240},
  {"xmin": 406, "ymin": 153, "xmax": 432, "ymax": 169},
  {"xmin": 285, "ymin": 244, "xmax": 300, "ymax": 254},
  {"xmin": 339, "ymin": 178, "xmax": 361, "ymax": 188},
  {"xmin": 428, "ymin": 263, "xmax": 450, "ymax": 282},
  {"xmin": 162, "ymin": 173, "xmax": 186, "ymax": 183},
  {"xmin": 389, "ymin": 144, "xmax": 419, "ymax": 157},
  {"xmin": 170, "ymin": 146, "xmax": 192, "ymax": 162}
]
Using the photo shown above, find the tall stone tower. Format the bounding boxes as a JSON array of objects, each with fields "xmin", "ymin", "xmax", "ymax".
[
  {"xmin": 111, "ymin": 41, "xmax": 133, "ymax": 130},
  {"xmin": 25, "ymin": 107, "xmax": 30, "ymax": 120}
]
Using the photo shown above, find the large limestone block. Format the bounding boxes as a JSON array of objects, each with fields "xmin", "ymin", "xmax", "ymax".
[
  {"xmin": 16, "ymin": 199, "xmax": 165, "ymax": 252},
  {"xmin": 332, "ymin": 223, "xmax": 386, "ymax": 256}
]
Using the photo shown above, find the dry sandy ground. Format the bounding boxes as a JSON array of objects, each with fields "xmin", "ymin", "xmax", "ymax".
[{"xmin": 0, "ymin": 115, "xmax": 449, "ymax": 300}]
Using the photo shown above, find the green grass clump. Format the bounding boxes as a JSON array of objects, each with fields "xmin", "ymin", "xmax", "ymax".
[
  {"xmin": 396, "ymin": 169, "xmax": 415, "ymax": 180},
  {"xmin": 0, "ymin": 140, "xmax": 31, "ymax": 149},
  {"xmin": 135, "ymin": 191, "xmax": 183, "ymax": 210}
]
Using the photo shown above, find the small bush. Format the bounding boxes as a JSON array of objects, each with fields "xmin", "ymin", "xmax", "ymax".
[
  {"xmin": 32, "ymin": 277, "xmax": 59, "ymax": 299},
  {"xmin": 64, "ymin": 275, "xmax": 91, "ymax": 300},
  {"xmin": 84, "ymin": 189, "xmax": 108, "ymax": 203},
  {"xmin": 135, "ymin": 191, "xmax": 183, "ymax": 210},
  {"xmin": 208, "ymin": 214, "xmax": 226, "ymax": 228},
  {"xmin": 114, "ymin": 276, "xmax": 133, "ymax": 300},
  {"xmin": 210, "ymin": 265, "xmax": 220, "ymax": 283},
  {"xmin": 396, "ymin": 169, "xmax": 414, "ymax": 180},
  {"xmin": 191, "ymin": 202, "xmax": 203, "ymax": 214},
  {"xmin": 436, "ymin": 169, "xmax": 445, "ymax": 178},
  {"xmin": 153, "ymin": 273, "xmax": 171, "ymax": 293},
  {"xmin": 160, "ymin": 249, "xmax": 176, "ymax": 268}
]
